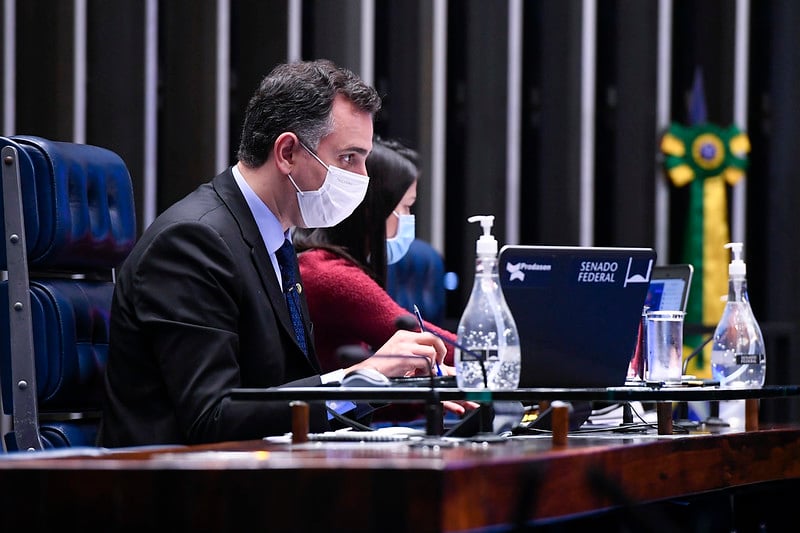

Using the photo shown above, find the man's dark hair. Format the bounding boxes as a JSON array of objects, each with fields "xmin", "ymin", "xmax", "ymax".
[{"xmin": 237, "ymin": 59, "xmax": 382, "ymax": 168}]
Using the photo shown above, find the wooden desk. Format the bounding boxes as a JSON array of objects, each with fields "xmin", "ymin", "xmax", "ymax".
[{"xmin": 1, "ymin": 425, "xmax": 800, "ymax": 532}]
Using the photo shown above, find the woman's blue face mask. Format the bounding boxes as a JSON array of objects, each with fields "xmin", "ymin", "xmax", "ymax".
[{"xmin": 386, "ymin": 212, "xmax": 415, "ymax": 264}]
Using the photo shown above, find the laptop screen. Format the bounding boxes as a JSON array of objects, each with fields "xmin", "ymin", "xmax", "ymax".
[
  {"xmin": 498, "ymin": 245, "xmax": 656, "ymax": 388},
  {"xmin": 645, "ymin": 264, "xmax": 694, "ymax": 312}
]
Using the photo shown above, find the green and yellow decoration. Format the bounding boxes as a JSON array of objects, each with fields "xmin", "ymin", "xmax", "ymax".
[{"xmin": 660, "ymin": 96, "xmax": 750, "ymax": 378}]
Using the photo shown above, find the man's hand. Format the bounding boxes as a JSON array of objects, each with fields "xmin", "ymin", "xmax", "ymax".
[{"xmin": 349, "ymin": 329, "xmax": 446, "ymax": 377}]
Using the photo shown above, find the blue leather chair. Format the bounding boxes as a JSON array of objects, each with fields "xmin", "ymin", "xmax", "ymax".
[
  {"xmin": 386, "ymin": 238, "xmax": 448, "ymax": 326},
  {"xmin": 0, "ymin": 135, "xmax": 136, "ymax": 451}
]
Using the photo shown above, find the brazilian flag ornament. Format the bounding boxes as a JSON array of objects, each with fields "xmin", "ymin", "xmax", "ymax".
[{"xmin": 659, "ymin": 71, "xmax": 751, "ymax": 377}]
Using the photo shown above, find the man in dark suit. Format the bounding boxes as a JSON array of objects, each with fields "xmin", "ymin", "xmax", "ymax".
[{"xmin": 99, "ymin": 60, "xmax": 448, "ymax": 447}]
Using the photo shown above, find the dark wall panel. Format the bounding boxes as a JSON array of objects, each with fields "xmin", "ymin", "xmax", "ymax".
[
  {"xmin": 536, "ymin": 1, "xmax": 583, "ymax": 245},
  {"xmin": 462, "ymin": 0, "xmax": 508, "ymax": 238},
  {"xmin": 443, "ymin": 0, "xmax": 510, "ymax": 312},
  {"xmin": 760, "ymin": 0, "xmax": 800, "ymax": 422},
  {"xmin": 159, "ymin": 0, "xmax": 218, "ymax": 212},
  {"xmin": 87, "ymin": 0, "xmax": 146, "ymax": 230},
  {"xmin": 373, "ymin": 0, "xmax": 422, "ymax": 148},
  {"xmin": 373, "ymin": 1, "xmax": 427, "ymax": 236},
  {"xmin": 598, "ymin": 0, "xmax": 658, "ymax": 249},
  {"xmin": 308, "ymin": 0, "xmax": 361, "ymax": 73},
  {"xmin": 16, "ymin": 1, "xmax": 74, "ymax": 140},
  {"xmin": 230, "ymin": 0, "xmax": 288, "ymax": 164},
  {"xmin": 1, "ymin": 5, "xmax": 4, "ymax": 130},
  {"xmin": 520, "ymin": 2, "xmax": 544, "ymax": 246}
]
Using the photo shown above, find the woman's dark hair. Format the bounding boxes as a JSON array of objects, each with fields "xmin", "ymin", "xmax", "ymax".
[
  {"xmin": 293, "ymin": 136, "xmax": 419, "ymax": 287},
  {"xmin": 237, "ymin": 59, "xmax": 382, "ymax": 168}
]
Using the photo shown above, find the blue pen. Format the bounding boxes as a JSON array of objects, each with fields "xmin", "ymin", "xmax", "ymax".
[{"xmin": 413, "ymin": 304, "xmax": 443, "ymax": 376}]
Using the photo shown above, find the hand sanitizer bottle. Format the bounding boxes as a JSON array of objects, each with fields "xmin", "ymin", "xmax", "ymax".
[
  {"xmin": 711, "ymin": 242, "xmax": 766, "ymax": 388},
  {"xmin": 455, "ymin": 215, "xmax": 521, "ymax": 390}
]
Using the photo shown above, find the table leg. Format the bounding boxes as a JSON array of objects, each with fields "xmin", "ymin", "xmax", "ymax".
[
  {"xmin": 425, "ymin": 392, "xmax": 444, "ymax": 436},
  {"xmin": 551, "ymin": 402, "xmax": 569, "ymax": 447},
  {"xmin": 745, "ymin": 398, "xmax": 759, "ymax": 431},
  {"xmin": 291, "ymin": 401, "xmax": 309, "ymax": 443},
  {"xmin": 657, "ymin": 402, "xmax": 673, "ymax": 435}
]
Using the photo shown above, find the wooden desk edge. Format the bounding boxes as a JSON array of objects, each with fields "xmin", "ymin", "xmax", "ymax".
[{"xmin": 1, "ymin": 427, "xmax": 800, "ymax": 531}]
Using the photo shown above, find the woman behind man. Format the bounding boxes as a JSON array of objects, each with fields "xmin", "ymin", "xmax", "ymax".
[{"xmin": 293, "ymin": 136, "xmax": 458, "ymax": 392}]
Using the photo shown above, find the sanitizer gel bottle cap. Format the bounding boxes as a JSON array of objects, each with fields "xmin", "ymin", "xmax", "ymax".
[
  {"xmin": 471, "ymin": 214, "xmax": 498, "ymax": 257},
  {"xmin": 455, "ymin": 215, "xmax": 521, "ymax": 390}
]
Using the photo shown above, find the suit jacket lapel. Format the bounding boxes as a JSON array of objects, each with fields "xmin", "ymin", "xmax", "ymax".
[{"xmin": 211, "ymin": 169, "xmax": 320, "ymax": 373}]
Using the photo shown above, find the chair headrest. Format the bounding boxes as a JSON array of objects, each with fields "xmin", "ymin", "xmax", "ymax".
[{"xmin": 1, "ymin": 135, "xmax": 136, "ymax": 270}]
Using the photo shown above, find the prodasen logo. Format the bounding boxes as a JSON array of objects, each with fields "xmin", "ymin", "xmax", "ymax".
[{"xmin": 506, "ymin": 261, "xmax": 552, "ymax": 282}]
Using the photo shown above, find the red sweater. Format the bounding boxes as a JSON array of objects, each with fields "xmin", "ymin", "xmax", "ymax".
[{"xmin": 297, "ymin": 248, "xmax": 456, "ymax": 374}]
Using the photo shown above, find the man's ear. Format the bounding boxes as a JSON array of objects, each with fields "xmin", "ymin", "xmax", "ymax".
[{"xmin": 274, "ymin": 132, "xmax": 300, "ymax": 175}]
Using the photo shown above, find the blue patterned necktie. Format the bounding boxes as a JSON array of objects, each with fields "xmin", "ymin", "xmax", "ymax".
[{"xmin": 275, "ymin": 239, "xmax": 308, "ymax": 356}]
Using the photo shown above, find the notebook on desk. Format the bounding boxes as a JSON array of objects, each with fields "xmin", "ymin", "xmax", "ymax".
[{"xmin": 498, "ymin": 245, "xmax": 656, "ymax": 388}]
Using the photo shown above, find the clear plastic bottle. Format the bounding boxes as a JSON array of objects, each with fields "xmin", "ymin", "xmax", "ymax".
[
  {"xmin": 455, "ymin": 215, "xmax": 521, "ymax": 390},
  {"xmin": 710, "ymin": 242, "xmax": 766, "ymax": 388}
]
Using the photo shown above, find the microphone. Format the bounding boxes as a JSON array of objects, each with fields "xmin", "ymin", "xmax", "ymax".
[
  {"xmin": 336, "ymin": 344, "xmax": 373, "ymax": 366},
  {"xmin": 682, "ymin": 334, "xmax": 715, "ymax": 375},
  {"xmin": 395, "ymin": 313, "xmax": 418, "ymax": 332}
]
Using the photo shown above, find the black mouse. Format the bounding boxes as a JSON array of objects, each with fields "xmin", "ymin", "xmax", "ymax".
[{"xmin": 341, "ymin": 368, "xmax": 391, "ymax": 387}]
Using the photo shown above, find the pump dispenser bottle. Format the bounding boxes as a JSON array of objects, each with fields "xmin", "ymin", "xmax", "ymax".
[
  {"xmin": 710, "ymin": 242, "xmax": 766, "ymax": 388},
  {"xmin": 455, "ymin": 215, "xmax": 521, "ymax": 389}
]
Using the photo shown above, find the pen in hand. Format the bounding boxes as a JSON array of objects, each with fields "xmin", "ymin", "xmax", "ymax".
[{"xmin": 413, "ymin": 304, "xmax": 443, "ymax": 376}]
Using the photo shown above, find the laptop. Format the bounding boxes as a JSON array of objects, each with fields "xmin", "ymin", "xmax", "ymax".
[
  {"xmin": 498, "ymin": 245, "xmax": 656, "ymax": 388},
  {"xmin": 644, "ymin": 264, "xmax": 693, "ymax": 312}
]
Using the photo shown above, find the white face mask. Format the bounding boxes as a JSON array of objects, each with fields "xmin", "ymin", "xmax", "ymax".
[
  {"xmin": 288, "ymin": 143, "xmax": 370, "ymax": 228},
  {"xmin": 386, "ymin": 212, "xmax": 415, "ymax": 265}
]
